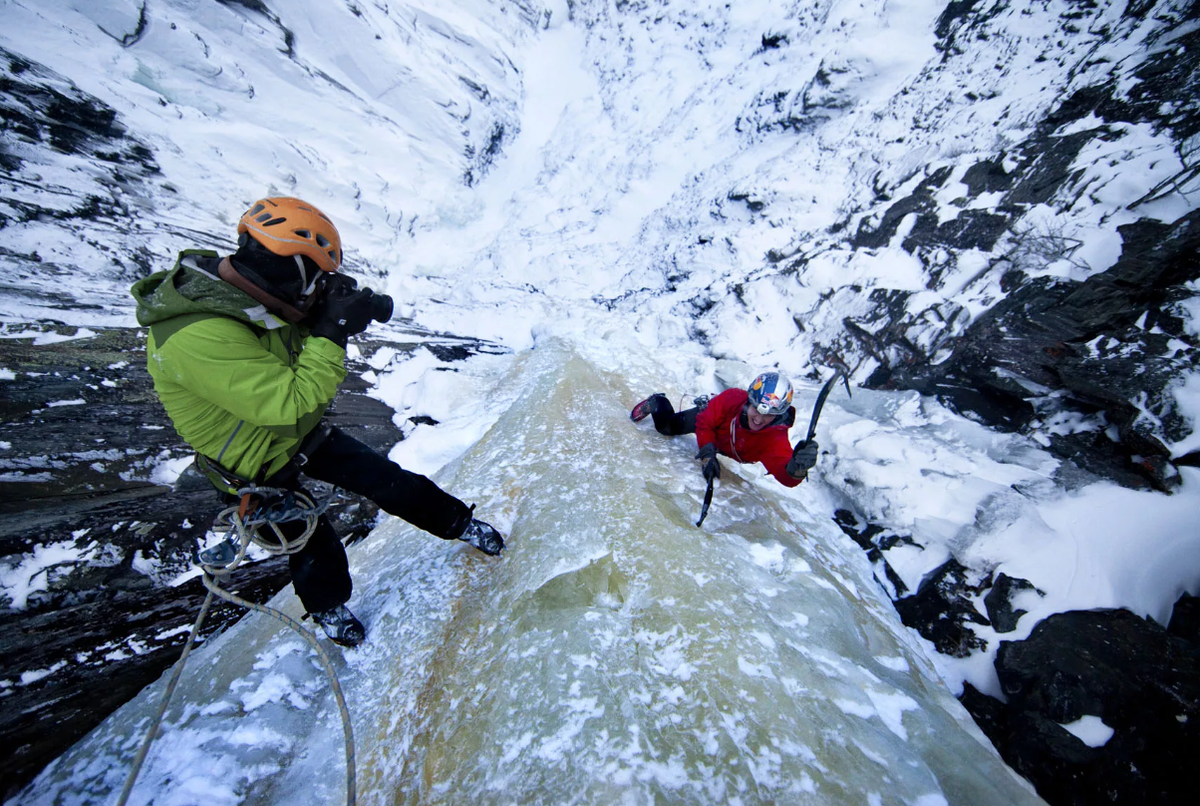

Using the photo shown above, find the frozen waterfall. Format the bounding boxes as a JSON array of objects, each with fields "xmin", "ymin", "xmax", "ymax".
[{"xmin": 16, "ymin": 340, "xmax": 1043, "ymax": 806}]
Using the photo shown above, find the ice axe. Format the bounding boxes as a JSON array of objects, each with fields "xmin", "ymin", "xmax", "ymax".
[
  {"xmin": 796, "ymin": 366, "xmax": 852, "ymax": 453},
  {"xmin": 696, "ymin": 476, "xmax": 715, "ymax": 527}
]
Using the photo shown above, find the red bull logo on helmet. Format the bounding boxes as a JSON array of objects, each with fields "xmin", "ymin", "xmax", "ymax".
[{"xmin": 749, "ymin": 371, "xmax": 793, "ymax": 415}]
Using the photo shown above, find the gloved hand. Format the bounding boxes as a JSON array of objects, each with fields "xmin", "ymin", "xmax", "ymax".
[
  {"xmin": 310, "ymin": 279, "xmax": 374, "ymax": 348},
  {"xmin": 696, "ymin": 443, "xmax": 721, "ymax": 483},
  {"xmin": 787, "ymin": 440, "xmax": 819, "ymax": 478}
]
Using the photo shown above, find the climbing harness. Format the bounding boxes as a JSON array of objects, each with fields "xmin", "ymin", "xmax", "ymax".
[
  {"xmin": 197, "ymin": 485, "xmax": 329, "ymax": 575},
  {"xmin": 117, "ymin": 484, "xmax": 357, "ymax": 806}
]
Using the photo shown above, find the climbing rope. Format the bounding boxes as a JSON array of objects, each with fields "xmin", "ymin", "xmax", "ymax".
[
  {"xmin": 116, "ymin": 489, "xmax": 356, "ymax": 806},
  {"xmin": 201, "ymin": 573, "xmax": 357, "ymax": 806},
  {"xmin": 116, "ymin": 588, "xmax": 215, "ymax": 806},
  {"xmin": 200, "ymin": 487, "xmax": 331, "ymax": 576}
]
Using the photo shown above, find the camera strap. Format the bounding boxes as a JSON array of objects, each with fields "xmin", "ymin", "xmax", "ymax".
[{"xmin": 218, "ymin": 257, "xmax": 308, "ymax": 323}]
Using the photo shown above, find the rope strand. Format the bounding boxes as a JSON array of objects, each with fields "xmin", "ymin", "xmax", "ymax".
[
  {"xmin": 116, "ymin": 499, "xmax": 356, "ymax": 806},
  {"xmin": 116, "ymin": 589, "xmax": 214, "ymax": 806},
  {"xmin": 202, "ymin": 573, "xmax": 356, "ymax": 805}
]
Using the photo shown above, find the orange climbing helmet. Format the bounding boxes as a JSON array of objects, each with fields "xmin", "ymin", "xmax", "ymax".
[{"xmin": 237, "ymin": 196, "xmax": 342, "ymax": 273}]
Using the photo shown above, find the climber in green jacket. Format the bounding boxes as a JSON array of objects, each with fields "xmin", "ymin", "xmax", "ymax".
[{"xmin": 132, "ymin": 196, "xmax": 504, "ymax": 647}]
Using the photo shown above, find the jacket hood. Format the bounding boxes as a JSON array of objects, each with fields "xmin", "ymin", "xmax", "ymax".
[{"xmin": 132, "ymin": 250, "xmax": 290, "ymax": 331}]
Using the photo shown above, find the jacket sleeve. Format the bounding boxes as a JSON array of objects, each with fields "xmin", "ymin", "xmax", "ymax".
[
  {"xmin": 763, "ymin": 435, "xmax": 804, "ymax": 488},
  {"xmin": 159, "ymin": 317, "xmax": 345, "ymax": 440},
  {"xmin": 694, "ymin": 391, "xmax": 727, "ymax": 451}
]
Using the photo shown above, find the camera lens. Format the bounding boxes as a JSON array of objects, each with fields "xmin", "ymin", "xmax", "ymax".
[{"xmin": 367, "ymin": 290, "xmax": 394, "ymax": 323}]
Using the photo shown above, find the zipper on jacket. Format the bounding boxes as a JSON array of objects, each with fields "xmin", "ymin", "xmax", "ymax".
[
  {"xmin": 728, "ymin": 417, "xmax": 743, "ymax": 463},
  {"xmin": 216, "ymin": 420, "xmax": 245, "ymax": 465},
  {"xmin": 285, "ymin": 327, "xmax": 299, "ymax": 363}
]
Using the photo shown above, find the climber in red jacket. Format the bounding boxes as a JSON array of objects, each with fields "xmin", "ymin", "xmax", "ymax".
[{"xmin": 630, "ymin": 371, "xmax": 818, "ymax": 488}]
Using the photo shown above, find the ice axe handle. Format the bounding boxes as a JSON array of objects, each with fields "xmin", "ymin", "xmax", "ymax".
[
  {"xmin": 803, "ymin": 368, "xmax": 850, "ymax": 445},
  {"xmin": 696, "ymin": 477, "xmax": 714, "ymax": 527}
]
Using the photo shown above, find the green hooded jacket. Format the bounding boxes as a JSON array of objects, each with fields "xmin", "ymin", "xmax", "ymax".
[{"xmin": 131, "ymin": 249, "xmax": 346, "ymax": 485}]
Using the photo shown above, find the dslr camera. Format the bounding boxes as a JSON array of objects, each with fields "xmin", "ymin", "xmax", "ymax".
[{"xmin": 320, "ymin": 272, "xmax": 394, "ymax": 324}]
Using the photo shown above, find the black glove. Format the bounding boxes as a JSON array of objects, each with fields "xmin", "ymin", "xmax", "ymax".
[
  {"xmin": 696, "ymin": 443, "xmax": 721, "ymax": 483},
  {"xmin": 787, "ymin": 440, "xmax": 819, "ymax": 478},
  {"xmin": 310, "ymin": 280, "xmax": 374, "ymax": 348}
]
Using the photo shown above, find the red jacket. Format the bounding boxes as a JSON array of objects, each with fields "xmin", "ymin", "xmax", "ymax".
[{"xmin": 695, "ymin": 388, "xmax": 802, "ymax": 488}]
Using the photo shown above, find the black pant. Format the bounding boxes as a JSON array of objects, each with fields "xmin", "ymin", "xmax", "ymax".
[
  {"xmin": 649, "ymin": 396, "xmax": 700, "ymax": 437},
  {"xmin": 262, "ymin": 426, "xmax": 471, "ymax": 613}
]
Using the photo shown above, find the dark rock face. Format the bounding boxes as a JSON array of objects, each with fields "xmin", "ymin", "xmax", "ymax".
[
  {"xmin": 961, "ymin": 682, "xmax": 1122, "ymax": 806},
  {"xmin": 835, "ymin": 498, "xmax": 1198, "ymax": 806},
  {"xmin": 1167, "ymin": 592, "xmax": 1200, "ymax": 642},
  {"xmin": 961, "ymin": 603, "xmax": 1200, "ymax": 806},
  {"xmin": 883, "ymin": 209, "xmax": 1200, "ymax": 492},
  {"xmin": 832, "ymin": 508, "xmax": 913, "ymax": 598},
  {"xmin": 0, "ymin": 47, "xmax": 156, "ymax": 176},
  {"xmin": 985, "ymin": 573, "xmax": 1043, "ymax": 634},
  {"xmin": 833, "ymin": 509, "xmax": 1049, "ymax": 656},
  {"xmin": 0, "ymin": 46, "xmax": 168, "ymax": 274},
  {"xmin": 0, "ymin": 323, "xmax": 497, "ymax": 799},
  {"xmin": 893, "ymin": 559, "xmax": 990, "ymax": 658},
  {"xmin": 795, "ymin": 8, "xmax": 1200, "ymax": 496}
]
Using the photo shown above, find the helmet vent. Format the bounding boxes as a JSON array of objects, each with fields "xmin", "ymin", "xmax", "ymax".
[
  {"xmin": 248, "ymin": 203, "xmax": 266, "ymax": 218},
  {"xmin": 315, "ymin": 234, "xmax": 330, "ymax": 247},
  {"xmin": 294, "ymin": 229, "xmax": 311, "ymax": 239},
  {"xmin": 260, "ymin": 216, "xmax": 286, "ymax": 227}
]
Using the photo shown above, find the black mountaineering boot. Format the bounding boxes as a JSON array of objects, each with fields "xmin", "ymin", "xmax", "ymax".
[
  {"xmin": 309, "ymin": 604, "xmax": 365, "ymax": 647},
  {"xmin": 460, "ymin": 519, "xmax": 505, "ymax": 556},
  {"xmin": 448, "ymin": 503, "xmax": 505, "ymax": 556}
]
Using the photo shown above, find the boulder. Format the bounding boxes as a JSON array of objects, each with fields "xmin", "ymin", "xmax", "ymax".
[
  {"xmin": 961, "ymin": 601, "xmax": 1200, "ymax": 806},
  {"xmin": 893, "ymin": 558, "xmax": 989, "ymax": 658}
]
